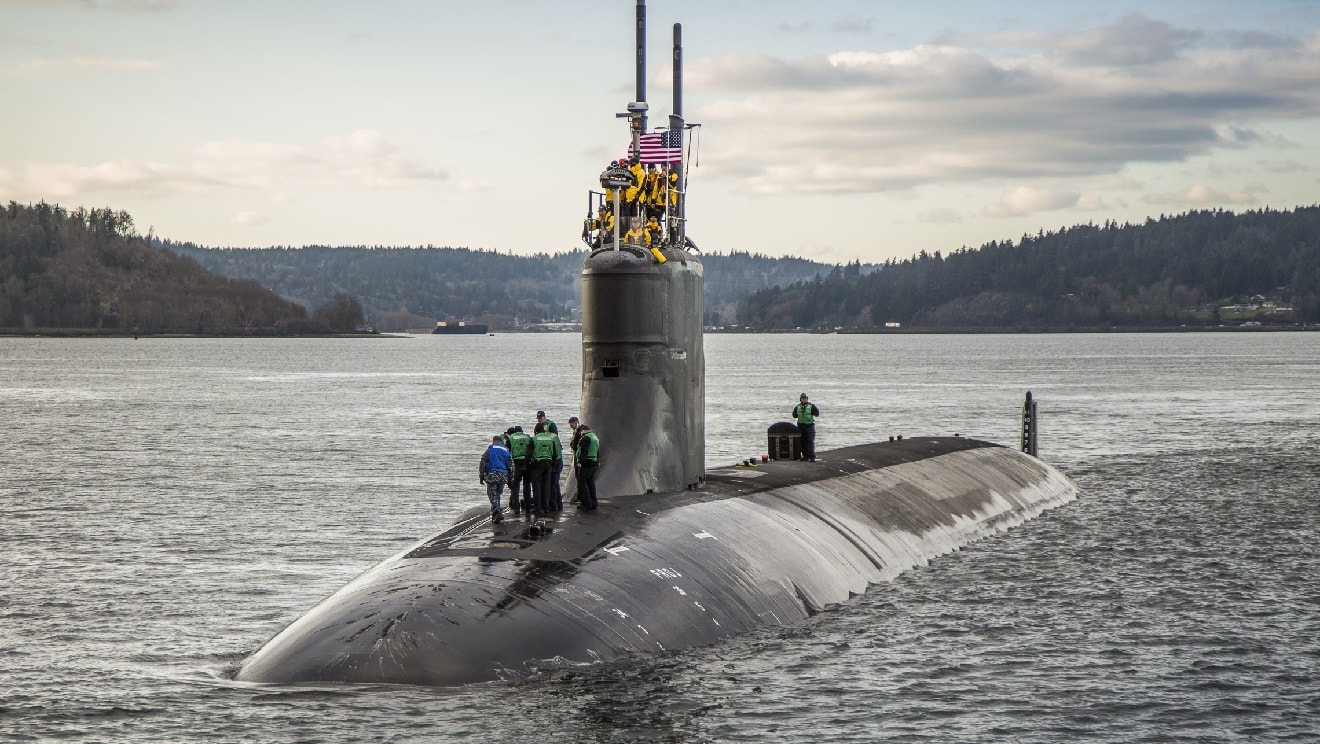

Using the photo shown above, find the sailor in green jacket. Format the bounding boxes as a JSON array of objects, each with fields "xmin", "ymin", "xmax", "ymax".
[
  {"xmin": 574, "ymin": 424, "xmax": 601, "ymax": 510},
  {"xmin": 528, "ymin": 424, "xmax": 563, "ymax": 514},
  {"xmin": 534, "ymin": 410, "xmax": 564, "ymax": 509},
  {"xmin": 792, "ymin": 392, "xmax": 820, "ymax": 462},
  {"xmin": 503, "ymin": 426, "xmax": 533, "ymax": 514}
]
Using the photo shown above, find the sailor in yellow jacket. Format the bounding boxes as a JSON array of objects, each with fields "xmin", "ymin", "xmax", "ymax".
[
  {"xmin": 645, "ymin": 214, "xmax": 662, "ymax": 245},
  {"xmin": 623, "ymin": 216, "xmax": 649, "ymax": 247},
  {"xmin": 664, "ymin": 169, "xmax": 680, "ymax": 214},
  {"xmin": 624, "ymin": 160, "xmax": 647, "ymax": 216},
  {"xmin": 600, "ymin": 159, "xmax": 628, "ymax": 208},
  {"xmin": 643, "ymin": 165, "xmax": 663, "ymax": 217},
  {"xmin": 585, "ymin": 205, "xmax": 614, "ymax": 248},
  {"xmin": 624, "ymin": 215, "xmax": 667, "ymax": 264}
]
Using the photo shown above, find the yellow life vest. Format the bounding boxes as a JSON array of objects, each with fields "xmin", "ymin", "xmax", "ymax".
[{"xmin": 625, "ymin": 162, "xmax": 646, "ymax": 203}]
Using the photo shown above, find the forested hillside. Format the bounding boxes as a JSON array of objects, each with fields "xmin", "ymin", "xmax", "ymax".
[
  {"xmin": 166, "ymin": 243, "xmax": 836, "ymax": 331},
  {"xmin": 738, "ymin": 207, "xmax": 1320, "ymax": 330},
  {"xmin": 10, "ymin": 200, "xmax": 1319, "ymax": 336},
  {"xmin": 0, "ymin": 202, "xmax": 322, "ymax": 334}
]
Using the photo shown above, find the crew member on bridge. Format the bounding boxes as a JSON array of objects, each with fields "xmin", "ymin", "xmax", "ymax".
[
  {"xmin": 624, "ymin": 216, "xmax": 649, "ymax": 247},
  {"xmin": 586, "ymin": 205, "xmax": 614, "ymax": 248},
  {"xmin": 624, "ymin": 159, "xmax": 646, "ymax": 216},
  {"xmin": 645, "ymin": 214, "xmax": 662, "ymax": 246}
]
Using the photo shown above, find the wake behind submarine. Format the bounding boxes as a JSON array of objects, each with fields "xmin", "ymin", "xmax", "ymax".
[{"xmin": 235, "ymin": 3, "xmax": 1078, "ymax": 687}]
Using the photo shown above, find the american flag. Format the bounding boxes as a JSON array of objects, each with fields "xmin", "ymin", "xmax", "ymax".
[{"xmin": 631, "ymin": 129, "xmax": 683, "ymax": 164}]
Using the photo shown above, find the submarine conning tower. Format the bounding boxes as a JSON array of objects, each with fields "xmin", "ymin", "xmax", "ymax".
[
  {"xmin": 580, "ymin": 3, "xmax": 703, "ymax": 496},
  {"xmin": 580, "ymin": 248, "xmax": 704, "ymax": 495}
]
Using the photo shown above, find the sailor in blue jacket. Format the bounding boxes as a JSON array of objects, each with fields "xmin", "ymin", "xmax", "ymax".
[{"xmin": 479, "ymin": 435, "xmax": 513, "ymax": 523}]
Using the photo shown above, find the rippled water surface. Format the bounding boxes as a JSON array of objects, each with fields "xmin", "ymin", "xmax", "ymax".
[{"xmin": 3, "ymin": 332, "xmax": 1318, "ymax": 742}]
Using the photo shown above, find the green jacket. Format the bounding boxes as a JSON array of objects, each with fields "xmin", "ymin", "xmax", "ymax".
[
  {"xmin": 530, "ymin": 430, "xmax": 562, "ymax": 464},
  {"xmin": 576, "ymin": 431, "xmax": 600, "ymax": 463},
  {"xmin": 793, "ymin": 402, "xmax": 818, "ymax": 425},
  {"xmin": 504, "ymin": 430, "xmax": 533, "ymax": 463}
]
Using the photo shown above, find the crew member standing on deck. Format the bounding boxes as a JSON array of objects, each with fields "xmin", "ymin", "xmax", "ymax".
[
  {"xmin": 535, "ymin": 411, "xmax": 563, "ymax": 510},
  {"xmin": 528, "ymin": 422, "xmax": 563, "ymax": 514},
  {"xmin": 567, "ymin": 416, "xmax": 582, "ymax": 450},
  {"xmin": 567, "ymin": 416, "xmax": 582, "ymax": 504},
  {"xmin": 534, "ymin": 410, "xmax": 558, "ymax": 435},
  {"xmin": 574, "ymin": 424, "xmax": 601, "ymax": 510},
  {"xmin": 793, "ymin": 393, "xmax": 820, "ymax": 462},
  {"xmin": 503, "ymin": 426, "xmax": 533, "ymax": 514},
  {"xmin": 479, "ymin": 435, "xmax": 512, "ymax": 523}
]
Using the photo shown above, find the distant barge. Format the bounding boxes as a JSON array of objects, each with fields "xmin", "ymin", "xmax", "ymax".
[{"xmin": 432, "ymin": 321, "xmax": 488, "ymax": 335}]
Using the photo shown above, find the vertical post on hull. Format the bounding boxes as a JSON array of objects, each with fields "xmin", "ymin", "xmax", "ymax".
[{"xmin": 1021, "ymin": 391, "xmax": 1039, "ymax": 457}]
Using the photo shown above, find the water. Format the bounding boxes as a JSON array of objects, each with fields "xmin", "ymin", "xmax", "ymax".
[{"xmin": 2, "ymin": 332, "xmax": 1317, "ymax": 743}]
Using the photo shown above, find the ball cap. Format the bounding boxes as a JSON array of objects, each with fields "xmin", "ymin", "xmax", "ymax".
[{"xmin": 536, "ymin": 410, "xmax": 546, "ymax": 417}]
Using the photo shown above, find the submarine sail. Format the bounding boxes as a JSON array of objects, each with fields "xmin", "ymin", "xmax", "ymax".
[{"xmin": 579, "ymin": 8, "xmax": 703, "ymax": 496}]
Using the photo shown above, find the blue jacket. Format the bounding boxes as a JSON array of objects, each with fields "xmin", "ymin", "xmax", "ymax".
[{"xmin": 480, "ymin": 443, "xmax": 512, "ymax": 478}]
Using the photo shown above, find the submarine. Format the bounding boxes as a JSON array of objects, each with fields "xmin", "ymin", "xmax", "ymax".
[{"xmin": 235, "ymin": 2, "xmax": 1078, "ymax": 687}]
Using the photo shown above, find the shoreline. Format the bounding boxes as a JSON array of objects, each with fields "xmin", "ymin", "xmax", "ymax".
[
  {"xmin": 0, "ymin": 329, "xmax": 394, "ymax": 339},
  {"xmin": 4, "ymin": 325, "xmax": 1317, "ymax": 338}
]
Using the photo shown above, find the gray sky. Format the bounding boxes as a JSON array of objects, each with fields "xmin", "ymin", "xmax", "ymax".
[{"xmin": 3, "ymin": 0, "xmax": 1319, "ymax": 263}]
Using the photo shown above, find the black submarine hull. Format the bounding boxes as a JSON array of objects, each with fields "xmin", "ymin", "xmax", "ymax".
[{"xmin": 235, "ymin": 437, "xmax": 1077, "ymax": 686}]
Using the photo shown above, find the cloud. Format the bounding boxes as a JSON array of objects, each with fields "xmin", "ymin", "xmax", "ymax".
[
  {"xmin": 317, "ymin": 130, "xmax": 449, "ymax": 186},
  {"xmin": 830, "ymin": 16, "xmax": 873, "ymax": 35},
  {"xmin": 983, "ymin": 187, "xmax": 1083, "ymax": 218},
  {"xmin": 0, "ymin": 0, "xmax": 180, "ymax": 12},
  {"xmin": 0, "ymin": 159, "xmax": 200, "ymax": 198},
  {"xmin": 230, "ymin": 211, "xmax": 268, "ymax": 226},
  {"xmin": 1143, "ymin": 183, "xmax": 1267, "ymax": 207},
  {"xmin": 1256, "ymin": 159, "xmax": 1310, "ymax": 173},
  {"xmin": 775, "ymin": 21, "xmax": 813, "ymax": 35},
  {"xmin": 17, "ymin": 56, "xmax": 161, "ymax": 72},
  {"xmin": 0, "ymin": 130, "xmax": 452, "ymax": 200},
  {"xmin": 686, "ymin": 15, "xmax": 1320, "ymax": 202},
  {"xmin": 1045, "ymin": 13, "xmax": 1202, "ymax": 66},
  {"xmin": 917, "ymin": 208, "xmax": 963, "ymax": 224}
]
